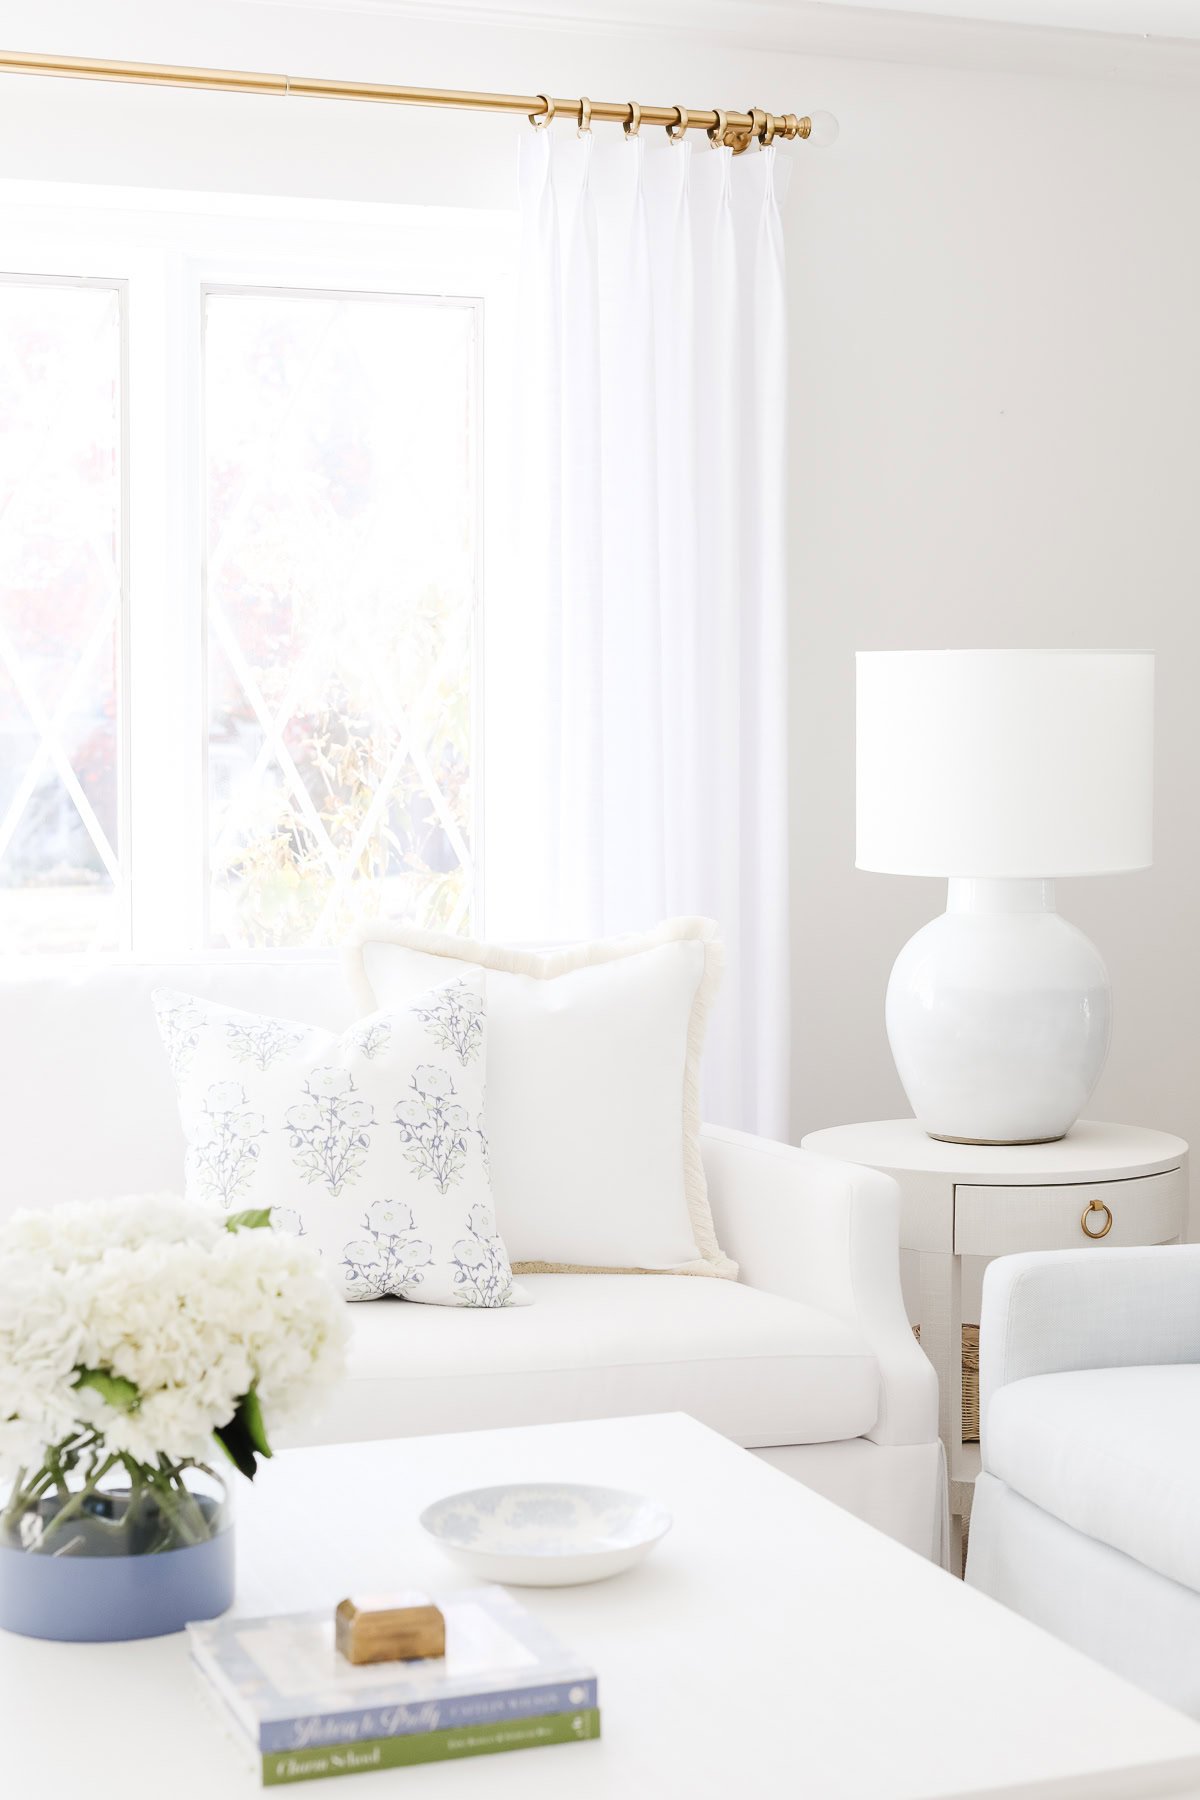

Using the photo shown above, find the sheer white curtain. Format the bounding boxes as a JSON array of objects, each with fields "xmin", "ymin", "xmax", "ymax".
[{"xmin": 490, "ymin": 127, "xmax": 793, "ymax": 1138}]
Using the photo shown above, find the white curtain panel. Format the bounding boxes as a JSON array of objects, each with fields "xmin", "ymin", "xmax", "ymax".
[{"xmin": 499, "ymin": 128, "xmax": 793, "ymax": 1137}]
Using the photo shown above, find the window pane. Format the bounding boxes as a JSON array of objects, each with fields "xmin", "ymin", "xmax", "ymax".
[
  {"xmin": 0, "ymin": 280, "xmax": 124, "ymax": 954},
  {"xmin": 204, "ymin": 289, "xmax": 477, "ymax": 949}
]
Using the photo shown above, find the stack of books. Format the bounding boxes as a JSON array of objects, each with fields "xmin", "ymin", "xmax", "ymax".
[{"xmin": 190, "ymin": 1586, "xmax": 600, "ymax": 1786}]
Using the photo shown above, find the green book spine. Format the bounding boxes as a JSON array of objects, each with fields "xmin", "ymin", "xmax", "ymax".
[{"xmin": 261, "ymin": 1708, "xmax": 600, "ymax": 1785}]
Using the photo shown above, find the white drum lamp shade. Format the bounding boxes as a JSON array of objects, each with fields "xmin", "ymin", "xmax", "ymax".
[
  {"xmin": 856, "ymin": 650, "xmax": 1154, "ymax": 879},
  {"xmin": 856, "ymin": 651, "xmax": 1155, "ymax": 1146}
]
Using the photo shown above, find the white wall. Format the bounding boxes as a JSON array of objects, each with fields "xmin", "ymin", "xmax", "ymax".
[
  {"xmin": 2, "ymin": 0, "xmax": 1197, "ymax": 1215},
  {"xmin": 786, "ymin": 49, "xmax": 1200, "ymax": 1195}
]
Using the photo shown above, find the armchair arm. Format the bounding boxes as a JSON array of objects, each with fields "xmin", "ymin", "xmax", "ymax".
[
  {"xmin": 979, "ymin": 1246, "xmax": 1200, "ymax": 1443},
  {"xmin": 700, "ymin": 1125, "xmax": 937, "ymax": 1448}
]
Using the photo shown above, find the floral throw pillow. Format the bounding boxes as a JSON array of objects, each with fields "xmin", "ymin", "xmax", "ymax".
[{"xmin": 152, "ymin": 976, "xmax": 524, "ymax": 1309}]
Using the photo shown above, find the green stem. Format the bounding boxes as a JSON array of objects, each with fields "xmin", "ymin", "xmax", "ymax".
[
  {"xmin": 2, "ymin": 1432, "xmax": 103, "ymax": 1533},
  {"xmin": 154, "ymin": 1458, "xmax": 212, "ymax": 1546},
  {"xmin": 34, "ymin": 1453, "xmax": 121, "ymax": 1551},
  {"xmin": 1, "ymin": 1468, "xmax": 32, "ymax": 1537},
  {"xmin": 42, "ymin": 1446, "xmax": 65, "ymax": 1502},
  {"xmin": 6, "ymin": 1440, "xmax": 220, "ymax": 1554}
]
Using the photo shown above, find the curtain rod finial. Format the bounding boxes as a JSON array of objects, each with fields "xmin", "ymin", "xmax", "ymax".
[{"xmin": 802, "ymin": 110, "xmax": 839, "ymax": 148}]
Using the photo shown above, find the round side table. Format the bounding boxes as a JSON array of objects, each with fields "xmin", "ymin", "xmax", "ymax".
[{"xmin": 800, "ymin": 1119, "xmax": 1189, "ymax": 1574}]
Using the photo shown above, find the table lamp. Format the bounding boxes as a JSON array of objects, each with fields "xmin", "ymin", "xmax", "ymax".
[{"xmin": 856, "ymin": 650, "xmax": 1154, "ymax": 1145}]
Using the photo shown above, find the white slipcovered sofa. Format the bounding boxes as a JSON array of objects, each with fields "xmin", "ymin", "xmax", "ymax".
[
  {"xmin": 968, "ymin": 1246, "xmax": 1200, "ymax": 1716},
  {"xmin": 1, "ymin": 957, "xmax": 942, "ymax": 1559}
]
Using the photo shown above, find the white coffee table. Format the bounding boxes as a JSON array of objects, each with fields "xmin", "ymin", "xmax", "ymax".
[{"xmin": 6, "ymin": 1413, "xmax": 1200, "ymax": 1799}]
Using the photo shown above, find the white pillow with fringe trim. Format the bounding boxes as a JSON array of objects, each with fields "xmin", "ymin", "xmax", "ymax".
[{"xmin": 344, "ymin": 918, "xmax": 735, "ymax": 1280}]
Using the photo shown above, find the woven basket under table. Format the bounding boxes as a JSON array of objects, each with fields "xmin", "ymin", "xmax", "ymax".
[{"xmin": 913, "ymin": 1322, "xmax": 980, "ymax": 1444}]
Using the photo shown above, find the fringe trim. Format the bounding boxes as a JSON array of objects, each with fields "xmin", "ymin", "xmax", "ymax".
[
  {"xmin": 512, "ymin": 1261, "xmax": 729, "ymax": 1278},
  {"xmin": 344, "ymin": 916, "xmax": 737, "ymax": 1280},
  {"xmin": 513, "ymin": 1261, "xmax": 660, "ymax": 1276}
]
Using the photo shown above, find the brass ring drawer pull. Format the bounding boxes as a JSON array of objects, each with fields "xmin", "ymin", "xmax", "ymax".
[{"xmin": 1081, "ymin": 1199, "xmax": 1113, "ymax": 1239}]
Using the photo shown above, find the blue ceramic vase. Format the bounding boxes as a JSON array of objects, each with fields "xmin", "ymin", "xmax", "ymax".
[{"xmin": 0, "ymin": 1469, "xmax": 234, "ymax": 1642}]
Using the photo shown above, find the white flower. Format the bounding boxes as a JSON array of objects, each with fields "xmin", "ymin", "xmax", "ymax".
[
  {"xmin": 0, "ymin": 1194, "xmax": 222, "ymax": 1270},
  {"xmin": 285, "ymin": 1102, "xmax": 320, "ymax": 1131},
  {"xmin": 443, "ymin": 1104, "xmax": 468, "ymax": 1128},
  {"xmin": 0, "ymin": 1256, "xmax": 88, "ymax": 1454},
  {"xmin": 341, "ymin": 1099, "xmax": 375, "ymax": 1127},
  {"xmin": 231, "ymin": 1110, "xmax": 264, "ymax": 1139},
  {"xmin": 0, "ymin": 1194, "xmax": 349, "ymax": 1480},
  {"xmin": 306, "ymin": 1067, "xmax": 353, "ymax": 1097},
  {"xmin": 413, "ymin": 1065, "xmax": 453, "ymax": 1098},
  {"xmin": 395, "ymin": 1097, "xmax": 428, "ymax": 1126}
]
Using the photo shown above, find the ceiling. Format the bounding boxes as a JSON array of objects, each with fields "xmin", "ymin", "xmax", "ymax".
[
  {"xmin": 342, "ymin": 0, "xmax": 1200, "ymax": 42},
  {"xmin": 771, "ymin": 0, "xmax": 1200, "ymax": 36},
  {"xmin": 223, "ymin": 0, "xmax": 1200, "ymax": 81}
]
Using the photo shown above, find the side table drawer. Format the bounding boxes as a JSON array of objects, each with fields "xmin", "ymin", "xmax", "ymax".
[{"xmin": 953, "ymin": 1167, "xmax": 1185, "ymax": 1256}]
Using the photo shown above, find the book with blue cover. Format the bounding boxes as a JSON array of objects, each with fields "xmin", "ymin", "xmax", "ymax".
[{"xmin": 190, "ymin": 1586, "xmax": 599, "ymax": 1784}]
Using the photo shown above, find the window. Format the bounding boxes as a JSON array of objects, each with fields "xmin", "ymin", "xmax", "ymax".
[
  {"xmin": 204, "ymin": 288, "xmax": 478, "ymax": 949},
  {"xmin": 0, "ymin": 187, "xmax": 511, "ymax": 959},
  {"xmin": 0, "ymin": 277, "xmax": 125, "ymax": 954}
]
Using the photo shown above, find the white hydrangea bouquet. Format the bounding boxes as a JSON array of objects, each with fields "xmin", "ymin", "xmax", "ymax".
[{"xmin": 0, "ymin": 1195, "xmax": 348, "ymax": 1562}]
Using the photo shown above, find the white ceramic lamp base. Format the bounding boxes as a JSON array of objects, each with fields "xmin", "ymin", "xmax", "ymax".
[{"xmin": 885, "ymin": 878, "xmax": 1112, "ymax": 1146}]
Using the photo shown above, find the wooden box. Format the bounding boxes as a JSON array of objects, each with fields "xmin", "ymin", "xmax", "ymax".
[{"xmin": 334, "ymin": 1591, "xmax": 446, "ymax": 1665}]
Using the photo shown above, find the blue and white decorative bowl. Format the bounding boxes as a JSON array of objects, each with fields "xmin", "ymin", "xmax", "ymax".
[{"xmin": 419, "ymin": 1482, "xmax": 672, "ymax": 1587}]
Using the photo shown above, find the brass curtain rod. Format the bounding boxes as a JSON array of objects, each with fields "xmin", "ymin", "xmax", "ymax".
[{"xmin": 0, "ymin": 49, "xmax": 816, "ymax": 151}]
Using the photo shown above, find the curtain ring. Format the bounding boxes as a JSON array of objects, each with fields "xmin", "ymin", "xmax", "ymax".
[
  {"xmin": 707, "ymin": 108, "xmax": 728, "ymax": 148},
  {"xmin": 529, "ymin": 93, "xmax": 555, "ymax": 129},
  {"xmin": 666, "ymin": 105, "xmax": 688, "ymax": 142},
  {"xmin": 623, "ymin": 100, "xmax": 642, "ymax": 137},
  {"xmin": 760, "ymin": 111, "xmax": 778, "ymax": 147},
  {"xmin": 577, "ymin": 95, "xmax": 592, "ymax": 136}
]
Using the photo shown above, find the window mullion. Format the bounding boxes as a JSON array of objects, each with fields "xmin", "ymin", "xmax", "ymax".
[{"xmin": 126, "ymin": 249, "xmax": 206, "ymax": 956}]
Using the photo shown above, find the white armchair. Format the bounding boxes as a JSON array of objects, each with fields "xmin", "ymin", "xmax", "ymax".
[
  {"xmin": 702, "ymin": 1129, "xmax": 938, "ymax": 1449},
  {"xmin": 967, "ymin": 1245, "xmax": 1200, "ymax": 1718},
  {"xmin": 702, "ymin": 1127, "xmax": 943, "ymax": 1559}
]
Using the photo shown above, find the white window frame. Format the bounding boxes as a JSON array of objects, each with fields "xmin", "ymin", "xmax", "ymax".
[
  {"xmin": 0, "ymin": 266, "xmax": 131, "ymax": 952},
  {"xmin": 0, "ymin": 180, "xmax": 516, "ymax": 963}
]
